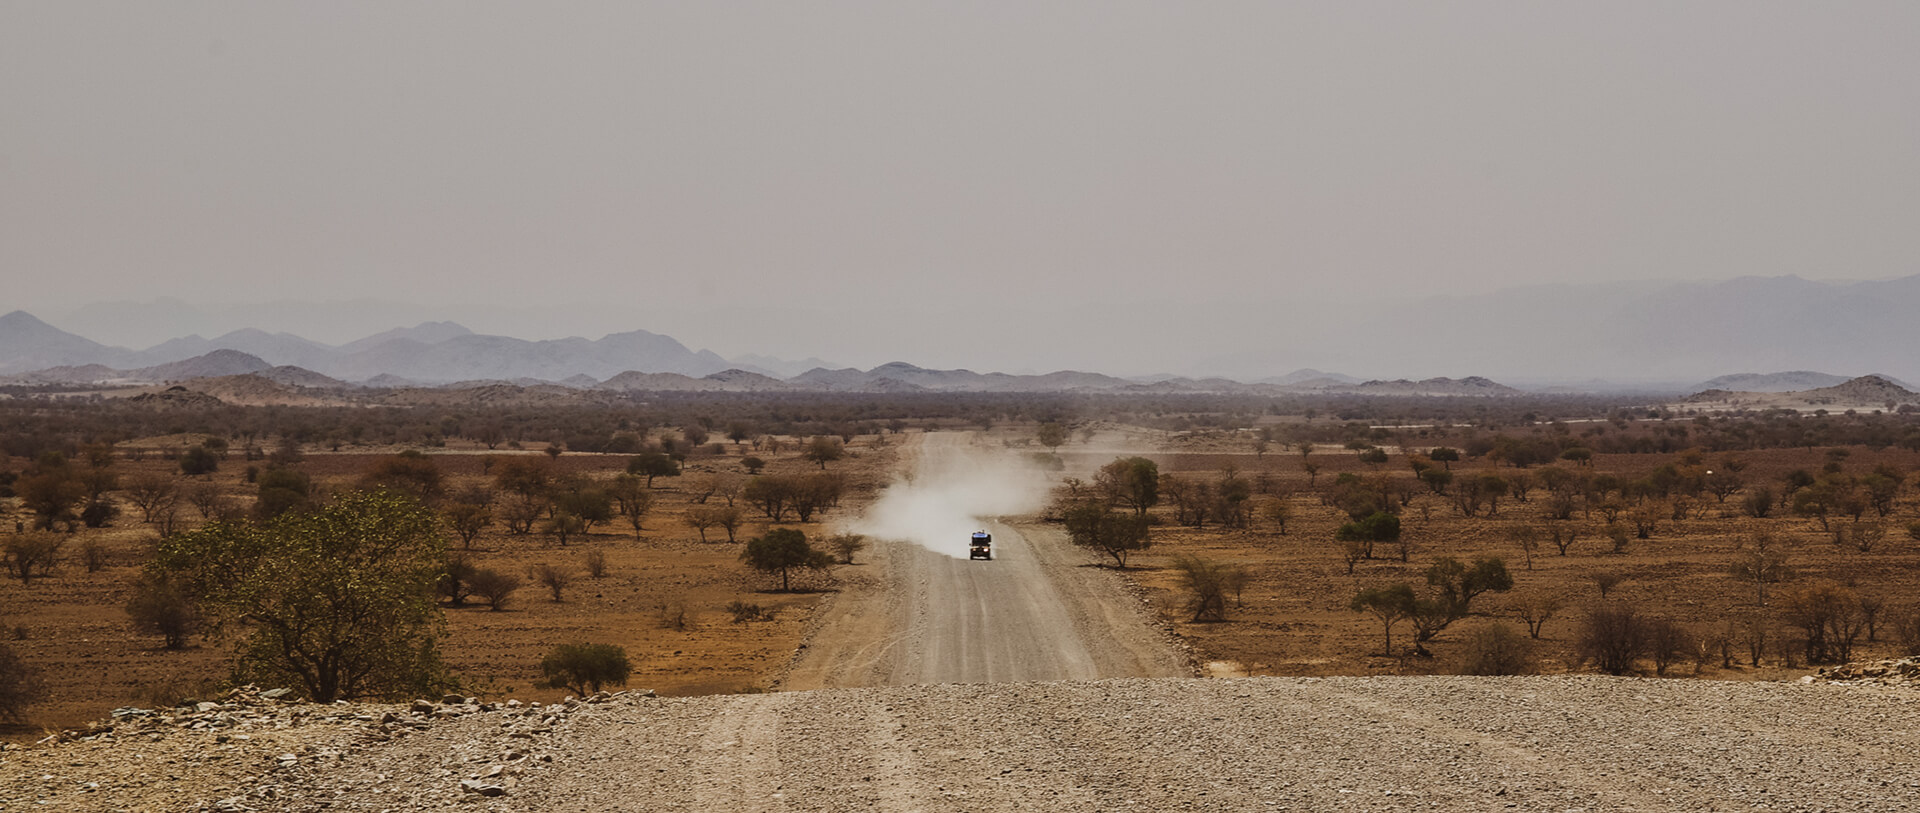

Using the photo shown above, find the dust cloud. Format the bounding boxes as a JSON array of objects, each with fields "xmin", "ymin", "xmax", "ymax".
[{"xmin": 843, "ymin": 438, "xmax": 1055, "ymax": 559}]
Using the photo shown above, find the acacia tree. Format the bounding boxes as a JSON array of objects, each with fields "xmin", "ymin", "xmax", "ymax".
[
  {"xmin": 741, "ymin": 528, "xmax": 833, "ymax": 591},
  {"xmin": 608, "ymin": 474, "xmax": 653, "ymax": 537},
  {"xmin": 1351, "ymin": 583, "xmax": 1417, "ymax": 655},
  {"xmin": 628, "ymin": 452, "xmax": 681, "ymax": 487},
  {"xmin": 1096, "ymin": 457, "xmax": 1160, "ymax": 517},
  {"xmin": 1036, "ymin": 422, "xmax": 1069, "ymax": 456},
  {"xmin": 1062, "ymin": 500, "xmax": 1151, "ymax": 568},
  {"xmin": 540, "ymin": 643, "xmax": 631, "ymax": 696},
  {"xmin": 802, "ymin": 436, "xmax": 844, "ymax": 470},
  {"xmin": 149, "ymin": 490, "xmax": 452, "ymax": 702}
]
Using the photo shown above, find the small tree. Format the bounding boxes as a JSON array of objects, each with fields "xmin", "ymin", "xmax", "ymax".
[
  {"xmin": 539, "ymin": 643, "xmax": 631, "ymax": 696},
  {"xmin": 178, "ymin": 445, "xmax": 220, "ymax": 476},
  {"xmin": 828, "ymin": 533, "xmax": 869, "ymax": 565},
  {"xmin": 687, "ymin": 507, "xmax": 721, "ymax": 543},
  {"xmin": 1061, "ymin": 501, "xmax": 1151, "ymax": 568},
  {"xmin": 1350, "ymin": 583, "xmax": 1417, "ymax": 655},
  {"xmin": 1172, "ymin": 555, "xmax": 1248, "ymax": 622},
  {"xmin": 1261, "ymin": 499, "xmax": 1293, "ymax": 535},
  {"xmin": 714, "ymin": 506, "xmax": 745, "ymax": 543},
  {"xmin": 583, "ymin": 549, "xmax": 608, "ymax": 579},
  {"xmin": 532, "ymin": 563, "xmax": 573, "ymax": 602},
  {"xmin": 802, "ymin": 437, "xmax": 845, "ymax": 470},
  {"xmin": 3, "ymin": 532, "xmax": 64, "ymax": 586},
  {"xmin": 1645, "ymin": 617, "xmax": 1694, "ymax": 676},
  {"xmin": 608, "ymin": 474, "xmax": 654, "ymax": 536},
  {"xmin": 443, "ymin": 502, "xmax": 492, "ymax": 550},
  {"xmin": 627, "ymin": 452, "xmax": 681, "ymax": 487},
  {"xmin": 1729, "ymin": 532, "xmax": 1792, "ymax": 607},
  {"xmin": 1782, "ymin": 580, "xmax": 1865, "ymax": 664},
  {"xmin": 741, "ymin": 528, "xmax": 833, "ymax": 592},
  {"xmin": 1036, "ymin": 422, "xmax": 1069, "ymax": 455},
  {"xmin": 1335, "ymin": 512, "xmax": 1400, "ymax": 560},
  {"xmin": 1577, "ymin": 603, "xmax": 1646, "ymax": 675},
  {"xmin": 1591, "ymin": 571, "xmax": 1628, "ymax": 599},
  {"xmin": 1425, "ymin": 556, "xmax": 1512, "ymax": 616},
  {"xmin": 1096, "ymin": 457, "xmax": 1160, "ymax": 517},
  {"xmin": 149, "ymin": 490, "xmax": 452, "ymax": 702},
  {"xmin": 1511, "ymin": 590, "xmax": 1564, "ymax": 639}
]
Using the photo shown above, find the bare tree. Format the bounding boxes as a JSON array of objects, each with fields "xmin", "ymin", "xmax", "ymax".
[
  {"xmin": 122, "ymin": 473, "xmax": 179, "ymax": 524},
  {"xmin": 531, "ymin": 564, "xmax": 572, "ymax": 602},
  {"xmin": 1729, "ymin": 531, "xmax": 1792, "ymax": 607}
]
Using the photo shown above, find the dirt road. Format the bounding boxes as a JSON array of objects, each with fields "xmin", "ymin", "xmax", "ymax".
[
  {"xmin": 783, "ymin": 433, "xmax": 1189, "ymax": 689},
  {"xmin": 194, "ymin": 674, "xmax": 1920, "ymax": 812}
]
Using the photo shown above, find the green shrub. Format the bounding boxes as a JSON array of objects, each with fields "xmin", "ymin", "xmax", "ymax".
[{"xmin": 540, "ymin": 643, "xmax": 632, "ymax": 696}]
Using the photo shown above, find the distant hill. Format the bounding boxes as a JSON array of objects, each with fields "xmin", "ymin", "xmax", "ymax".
[
  {"xmin": 1691, "ymin": 371, "xmax": 1854, "ymax": 393},
  {"xmin": 1260, "ymin": 368, "xmax": 1362, "ymax": 387},
  {"xmin": 336, "ymin": 321, "xmax": 474, "ymax": 354},
  {"xmin": 1802, "ymin": 375, "xmax": 1920, "ymax": 405},
  {"xmin": 134, "ymin": 349, "xmax": 274, "ymax": 381},
  {"xmin": 137, "ymin": 329, "xmax": 336, "ymax": 371},
  {"xmin": 1312, "ymin": 376, "xmax": 1523, "ymax": 397},
  {"xmin": 0, "ymin": 310, "xmax": 130, "ymax": 373},
  {"xmin": 1683, "ymin": 375, "xmax": 1920, "ymax": 410}
]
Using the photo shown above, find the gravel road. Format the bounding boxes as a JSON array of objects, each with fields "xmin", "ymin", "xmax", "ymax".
[
  {"xmin": 783, "ymin": 522, "xmax": 1191, "ymax": 690},
  {"xmin": 243, "ymin": 675, "xmax": 1920, "ymax": 811}
]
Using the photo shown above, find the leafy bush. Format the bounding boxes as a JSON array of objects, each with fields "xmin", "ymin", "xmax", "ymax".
[
  {"xmin": 539, "ymin": 643, "xmax": 631, "ymax": 696},
  {"xmin": 469, "ymin": 568, "xmax": 520, "ymax": 612},
  {"xmin": 148, "ymin": 490, "xmax": 451, "ymax": 702}
]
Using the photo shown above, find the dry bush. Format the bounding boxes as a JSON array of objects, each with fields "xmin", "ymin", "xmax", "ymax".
[
  {"xmin": 469, "ymin": 568, "xmax": 521, "ymax": 612},
  {"xmin": 1892, "ymin": 605, "xmax": 1920, "ymax": 656},
  {"xmin": 1510, "ymin": 590, "xmax": 1565, "ymax": 639},
  {"xmin": 3, "ymin": 532, "xmax": 64, "ymax": 585},
  {"xmin": 828, "ymin": 533, "xmax": 868, "ymax": 565},
  {"xmin": 727, "ymin": 601, "xmax": 775, "ymax": 624},
  {"xmin": 656, "ymin": 601, "xmax": 688, "ymax": 630},
  {"xmin": 584, "ymin": 549, "xmax": 608, "ymax": 579},
  {"xmin": 80, "ymin": 539, "xmax": 109, "ymax": 572},
  {"xmin": 1576, "ymin": 603, "xmax": 1646, "ymax": 676},
  {"xmin": 1171, "ymin": 555, "xmax": 1249, "ymax": 622},
  {"xmin": 0, "ymin": 641, "xmax": 47, "ymax": 722},
  {"xmin": 1591, "ymin": 571, "xmax": 1629, "ymax": 599},
  {"xmin": 125, "ymin": 574, "xmax": 202, "ymax": 649},
  {"xmin": 1452, "ymin": 623, "xmax": 1533, "ymax": 676},
  {"xmin": 532, "ymin": 564, "xmax": 572, "ymax": 602},
  {"xmin": 1645, "ymin": 617, "xmax": 1695, "ymax": 676}
]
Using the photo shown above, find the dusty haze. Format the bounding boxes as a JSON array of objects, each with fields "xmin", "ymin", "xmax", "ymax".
[
  {"xmin": 5, "ymin": 3, "xmax": 1917, "ymax": 377},
  {"xmin": 843, "ymin": 438, "xmax": 1054, "ymax": 559}
]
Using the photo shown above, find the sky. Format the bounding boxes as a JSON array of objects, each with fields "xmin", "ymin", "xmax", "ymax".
[{"xmin": 3, "ymin": 3, "xmax": 1917, "ymax": 376}]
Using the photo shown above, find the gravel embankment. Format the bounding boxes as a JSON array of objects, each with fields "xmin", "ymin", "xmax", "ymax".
[{"xmin": 11, "ymin": 675, "xmax": 1914, "ymax": 812}]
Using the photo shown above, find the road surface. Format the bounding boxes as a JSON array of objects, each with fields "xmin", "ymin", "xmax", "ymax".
[{"xmin": 782, "ymin": 433, "xmax": 1190, "ymax": 689}]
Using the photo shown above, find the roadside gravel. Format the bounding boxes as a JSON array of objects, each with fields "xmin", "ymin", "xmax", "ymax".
[{"xmin": 19, "ymin": 675, "xmax": 1913, "ymax": 812}]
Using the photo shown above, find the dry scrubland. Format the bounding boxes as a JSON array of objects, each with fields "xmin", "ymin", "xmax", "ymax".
[
  {"xmin": 0, "ymin": 435, "xmax": 897, "ymax": 739},
  {"xmin": 5, "ymin": 395, "xmax": 1920, "ymax": 745},
  {"xmin": 1063, "ymin": 428, "xmax": 1920, "ymax": 682}
]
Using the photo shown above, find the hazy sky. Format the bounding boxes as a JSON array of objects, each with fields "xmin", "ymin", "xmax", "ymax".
[{"xmin": 4, "ymin": 3, "xmax": 1917, "ymax": 375}]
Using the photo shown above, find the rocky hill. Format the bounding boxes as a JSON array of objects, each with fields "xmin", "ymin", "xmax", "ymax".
[
  {"xmin": 1301, "ymin": 376, "xmax": 1524, "ymax": 397},
  {"xmin": 1801, "ymin": 374, "xmax": 1920, "ymax": 405},
  {"xmin": 1691, "ymin": 370, "xmax": 1854, "ymax": 393}
]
